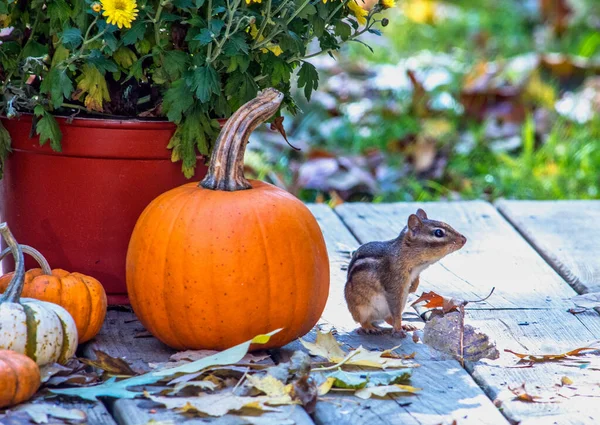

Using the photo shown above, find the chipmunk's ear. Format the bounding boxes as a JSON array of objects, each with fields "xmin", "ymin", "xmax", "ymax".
[
  {"xmin": 408, "ymin": 214, "xmax": 422, "ymax": 236},
  {"xmin": 416, "ymin": 208, "xmax": 428, "ymax": 220}
]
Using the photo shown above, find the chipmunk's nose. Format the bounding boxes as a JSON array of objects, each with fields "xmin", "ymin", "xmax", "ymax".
[{"xmin": 460, "ymin": 235, "xmax": 467, "ymax": 245}]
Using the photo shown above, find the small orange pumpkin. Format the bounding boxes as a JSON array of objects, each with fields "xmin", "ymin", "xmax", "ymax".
[
  {"xmin": 126, "ymin": 88, "xmax": 330, "ymax": 351},
  {"xmin": 0, "ymin": 350, "xmax": 41, "ymax": 408},
  {"xmin": 0, "ymin": 245, "xmax": 107, "ymax": 343}
]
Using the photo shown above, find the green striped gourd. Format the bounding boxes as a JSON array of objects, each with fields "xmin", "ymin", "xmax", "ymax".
[{"xmin": 0, "ymin": 224, "xmax": 77, "ymax": 366}]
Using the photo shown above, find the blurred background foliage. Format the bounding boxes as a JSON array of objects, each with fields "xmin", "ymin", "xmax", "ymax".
[{"xmin": 246, "ymin": 0, "xmax": 600, "ymax": 205}]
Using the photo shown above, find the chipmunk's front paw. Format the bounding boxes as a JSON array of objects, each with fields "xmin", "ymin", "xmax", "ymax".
[
  {"xmin": 358, "ymin": 326, "xmax": 385, "ymax": 335},
  {"xmin": 402, "ymin": 323, "xmax": 418, "ymax": 332}
]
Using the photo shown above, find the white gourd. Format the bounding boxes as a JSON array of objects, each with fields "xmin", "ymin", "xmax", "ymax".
[{"xmin": 0, "ymin": 224, "xmax": 78, "ymax": 365}]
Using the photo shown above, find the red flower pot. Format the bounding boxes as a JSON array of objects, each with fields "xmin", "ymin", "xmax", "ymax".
[{"xmin": 0, "ymin": 114, "xmax": 208, "ymax": 305}]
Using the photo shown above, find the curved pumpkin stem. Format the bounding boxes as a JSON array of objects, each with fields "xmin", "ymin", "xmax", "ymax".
[
  {"xmin": 200, "ymin": 88, "xmax": 284, "ymax": 191},
  {"xmin": 0, "ymin": 223, "xmax": 26, "ymax": 304},
  {"xmin": 0, "ymin": 245, "xmax": 52, "ymax": 275}
]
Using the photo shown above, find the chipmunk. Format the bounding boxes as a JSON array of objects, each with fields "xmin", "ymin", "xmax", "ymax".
[{"xmin": 344, "ymin": 208, "xmax": 467, "ymax": 337}]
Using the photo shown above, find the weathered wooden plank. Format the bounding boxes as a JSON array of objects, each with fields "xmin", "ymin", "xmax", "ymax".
[
  {"xmin": 303, "ymin": 204, "xmax": 508, "ymax": 425},
  {"xmin": 496, "ymin": 200, "xmax": 600, "ymax": 295},
  {"xmin": 84, "ymin": 309, "xmax": 314, "ymax": 425},
  {"xmin": 465, "ymin": 309, "xmax": 600, "ymax": 425},
  {"xmin": 0, "ymin": 399, "xmax": 117, "ymax": 425},
  {"xmin": 313, "ymin": 360, "xmax": 507, "ymax": 425},
  {"xmin": 335, "ymin": 201, "xmax": 577, "ymax": 309}
]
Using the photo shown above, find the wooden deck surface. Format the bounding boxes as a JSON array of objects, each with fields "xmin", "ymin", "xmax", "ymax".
[{"xmin": 22, "ymin": 200, "xmax": 600, "ymax": 425}]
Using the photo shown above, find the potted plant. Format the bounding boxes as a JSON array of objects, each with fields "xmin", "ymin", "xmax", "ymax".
[{"xmin": 0, "ymin": 0, "xmax": 393, "ymax": 303}]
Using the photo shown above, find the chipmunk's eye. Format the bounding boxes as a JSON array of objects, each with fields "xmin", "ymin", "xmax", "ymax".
[{"xmin": 434, "ymin": 229, "xmax": 445, "ymax": 238}]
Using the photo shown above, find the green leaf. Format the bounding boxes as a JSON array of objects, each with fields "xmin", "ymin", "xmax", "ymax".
[
  {"xmin": 335, "ymin": 21, "xmax": 352, "ymax": 41},
  {"xmin": 60, "ymin": 27, "xmax": 82, "ymax": 50},
  {"xmin": 87, "ymin": 50, "xmax": 118, "ymax": 73},
  {"xmin": 40, "ymin": 67, "xmax": 74, "ymax": 109},
  {"xmin": 196, "ymin": 0, "xmax": 205, "ymax": 6},
  {"xmin": 50, "ymin": 374, "xmax": 162, "ymax": 402},
  {"xmin": 297, "ymin": 61, "xmax": 319, "ymax": 101},
  {"xmin": 266, "ymin": 59, "xmax": 292, "ymax": 86},
  {"xmin": 325, "ymin": 369, "xmax": 412, "ymax": 390},
  {"xmin": 173, "ymin": 0, "xmax": 195, "ymax": 7},
  {"xmin": 122, "ymin": 21, "xmax": 147, "ymax": 45},
  {"xmin": 325, "ymin": 370, "xmax": 367, "ymax": 389},
  {"xmin": 210, "ymin": 19, "xmax": 225, "ymax": 35},
  {"xmin": 103, "ymin": 33, "xmax": 119, "ymax": 53},
  {"xmin": 193, "ymin": 29, "xmax": 214, "ymax": 46},
  {"xmin": 162, "ymin": 79, "xmax": 195, "ymax": 123},
  {"xmin": 189, "ymin": 65, "xmax": 220, "ymax": 103},
  {"xmin": 51, "ymin": 45, "xmax": 70, "ymax": 67},
  {"xmin": 22, "ymin": 41, "xmax": 48, "ymax": 58},
  {"xmin": 296, "ymin": 3, "xmax": 316, "ymax": 19},
  {"xmin": 225, "ymin": 55, "xmax": 250, "ymax": 73},
  {"xmin": 0, "ymin": 2, "xmax": 8, "ymax": 14},
  {"xmin": 225, "ymin": 72, "xmax": 258, "ymax": 110},
  {"xmin": 34, "ymin": 107, "xmax": 62, "ymax": 151},
  {"xmin": 313, "ymin": 17, "xmax": 325, "ymax": 37},
  {"xmin": 223, "ymin": 33, "xmax": 248, "ymax": 56},
  {"xmin": 163, "ymin": 50, "xmax": 189, "ymax": 80},
  {"xmin": 48, "ymin": 0, "xmax": 71, "ymax": 29}
]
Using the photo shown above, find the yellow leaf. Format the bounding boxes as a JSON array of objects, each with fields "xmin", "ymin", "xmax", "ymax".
[
  {"xmin": 252, "ymin": 330, "xmax": 280, "ymax": 344},
  {"xmin": 75, "ymin": 64, "xmax": 110, "ymax": 112},
  {"xmin": 345, "ymin": 346, "xmax": 415, "ymax": 369},
  {"xmin": 318, "ymin": 377, "xmax": 336, "ymax": 396},
  {"xmin": 561, "ymin": 376, "xmax": 573, "ymax": 386},
  {"xmin": 113, "ymin": 47, "xmax": 137, "ymax": 69},
  {"xmin": 302, "ymin": 331, "xmax": 415, "ymax": 369},
  {"xmin": 299, "ymin": 331, "xmax": 346, "ymax": 361},
  {"xmin": 354, "ymin": 384, "xmax": 421, "ymax": 399},
  {"xmin": 246, "ymin": 374, "xmax": 295, "ymax": 405}
]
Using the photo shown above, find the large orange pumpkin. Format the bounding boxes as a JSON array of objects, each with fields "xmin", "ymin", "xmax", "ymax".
[
  {"xmin": 0, "ymin": 245, "xmax": 107, "ymax": 343},
  {"xmin": 126, "ymin": 88, "xmax": 330, "ymax": 350},
  {"xmin": 0, "ymin": 350, "xmax": 41, "ymax": 408}
]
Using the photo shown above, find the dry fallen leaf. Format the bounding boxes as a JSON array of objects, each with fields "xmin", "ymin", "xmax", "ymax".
[
  {"xmin": 299, "ymin": 331, "xmax": 347, "ymax": 361},
  {"xmin": 246, "ymin": 374, "xmax": 296, "ymax": 405},
  {"xmin": 300, "ymin": 331, "xmax": 415, "ymax": 369},
  {"xmin": 354, "ymin": 384, "xmax": 421, "ymax": 400},
  {"xmin": 40, "ymin": 360, "xmax": 99, "ymax": 386},
  {"xmin": 13, "ymin": 403, "xmax": 87, "ymax": 424},
  {"xmin": 80, "ymin": 350, "xmax": 138, "ymax": 376},
  {"xmin": 508, "ymin": 383, "xmax": 559, "ymax": 403},
  {"xmin": 146, "ymin": 392, "xmax": 280, "ymax": 417},
  {"xmin": 504, "ymin": 342, "xmax": 600, "ymax": 362},
  {"xmin": 170, "ymin": 380, "xmax": 218, "ymax": 395},
  {"xmin": 170, "ymin": 350, "xmax": 270, "ymax": 364},
  {"xmin": 411, "ymin": 291, "xmax": 467, "ymax": 313}
]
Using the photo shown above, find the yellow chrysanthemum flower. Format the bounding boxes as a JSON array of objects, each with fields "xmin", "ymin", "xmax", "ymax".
[
  {"xmin": 380, "ymin": 0, "xmax": 395, "ymax": 9},
  {"xmin": 347, "ymin": 0, "xmax": 368, "ymax": 25},
  {"xmin": 92, "ymin": 2, "xmax": 102, "ymax": 12},
  {"xmin": 249, "ymin": 24, "xmax": 283, "ymax": 56},
  {"xmin": 101, "ymin": 0, "xmax": 139, "ymax": 29},
  {"xmin": 246, "ymin": 0, "xmax": 262, "ymax": 4}
]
